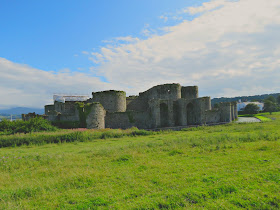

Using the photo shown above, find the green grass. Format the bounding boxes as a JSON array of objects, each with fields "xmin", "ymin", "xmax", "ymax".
[
  {"xmin": 0, "ymin": 128, "xmax": 154, "ymax": 148},
  {"xmin": 0, "ymin": 113, "xmax": 280, "ymax": 209},
  {"xmin": 255, "ymin": 115, "xmax": 272, "ymax": 122},
  {"xmin": 238, "ymin": 112, "xmax": 274, "ymax": 122}
]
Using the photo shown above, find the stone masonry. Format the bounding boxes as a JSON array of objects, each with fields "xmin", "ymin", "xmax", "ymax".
[{"xmin": 44, "ymin": 83, "xmax": 238, "ymax": 129}]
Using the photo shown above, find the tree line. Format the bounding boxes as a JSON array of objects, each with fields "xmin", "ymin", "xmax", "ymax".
[{"xmin": 244, "ymin": 95, "xmax": 280, "ymax": 114}]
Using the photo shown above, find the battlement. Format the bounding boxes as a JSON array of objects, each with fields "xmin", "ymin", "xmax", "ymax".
[{"xmin": 43, "ymin": 83, "xmax": 237, "ymax": 129}]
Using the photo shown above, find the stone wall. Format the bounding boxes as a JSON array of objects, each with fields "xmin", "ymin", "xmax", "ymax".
[
  {"xmin": 181, "ymin": 86, "xmax": 198, "ymax": 99},
  {"xmin": 54, "ymin": 101, "xmax": 63, "ymax": 113},
  {"xmin": 44, "ymin": 105, "xmax": 55, "ymax": 115},
  {"xmin": 105, "ymin": 111, "xmax": 152, "ymax": 129},
  {"xmin": 63, "ymin": 102, "xmax": 77, "ymax": 114},
  {"xmin": 86, "ymin": 103, "xmax": 106, "ymax": 129},
  {"xmin": 22, "ymin": 113, "xmax": 46, "ymax": 121},
  {"xmin": 91, "ymin": 90, "xmax": 126, "ymax": 112},
  {"xmin": 219, "ymin": 102, "xmax": 232, "ymax": 122},
  {"xmin": 60, "ymin": 112, "xmax": 79, "ymax": 122},
  {"xmin": 232, "ymin": 102, "xmax": 238, "ymax": 120},
  {"xmin": 44, "ymin": 83, "xmax": 234, "ymax": 130},
  {"xmin": 46, "ymin": 102, "xmax": 80, "ymax": 122},
  {"xmin": 126, "ymin": 97, "xmax": 148, "ymax": 112},
  {"xmin": 205, "ymin": 109, "xmax": 221, "ymax": 124},
  {"xmin": 140, "ymin": 83, "xmax": 181, "ymax": 101},
  {"xmin": 127, "ymin": 83, "xmax": 181, "ymax": 112}
]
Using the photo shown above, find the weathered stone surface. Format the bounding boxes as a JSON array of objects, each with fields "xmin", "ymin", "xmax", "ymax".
[
  {"xmin": 90, "ymin": 90, "xmax": 126, "ymax": 112},
  {"xmin": 44, "ymin": 83, "xmax": 235, "ymax": 129},
  {"xmin": 86, "ymin": 103, "xmax": 106, "ymax": 129}
]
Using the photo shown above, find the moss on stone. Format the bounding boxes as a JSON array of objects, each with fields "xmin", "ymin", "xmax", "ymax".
[
  {"xmin": 76, "ymin": 102, "xmax": 103, "ymax": 128},
  {"xmin": 76, "ymin": 102, "xmax": 86, "ymax": 128},
  {"xmin": 93, "ymin": 90, "xmax": 126, "ymax": 96},
  {"xmin": 127, "ymin": 111, "xmax": 136, "ymax": 123}
]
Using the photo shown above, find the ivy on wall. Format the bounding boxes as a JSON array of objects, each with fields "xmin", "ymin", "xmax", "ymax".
[{"xmin": 75, "ymin": 102, "xmax": 98, "ymax": 127}]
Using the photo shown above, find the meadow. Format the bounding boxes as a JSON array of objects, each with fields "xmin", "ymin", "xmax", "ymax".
[{"xmin": 0, "ymin": 113, "xmax": 279, "ymax": 209}]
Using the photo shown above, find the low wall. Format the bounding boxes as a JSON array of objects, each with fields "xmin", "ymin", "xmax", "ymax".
[
  {"xmin": 205, "ymin": 109, "xmax": 221, "ymax": 124},
  {"xmin": 126, "ymin": 98, "xmax": 149, "ymax": 111},
  {"xmin": 60, "ymin": 114, "xmax": 79, "ymax": 122},
  {"xmin": 105, "ymin": 111, "xmax": 152, "ymax": 129}
]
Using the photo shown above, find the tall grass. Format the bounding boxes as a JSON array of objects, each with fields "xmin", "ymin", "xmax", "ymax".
[
  {"xmin": 0, "ymin": 113, "xmax": 280, "ymax": 209},
  {"xmin": 0, "ymin": 127, "xmax": 155, "ymax": 148}
]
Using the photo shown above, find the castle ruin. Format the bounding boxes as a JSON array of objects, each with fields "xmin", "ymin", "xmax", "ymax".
[{"xmin": 44, "ymin": 83, "xmax": 238, "ymax": 129}]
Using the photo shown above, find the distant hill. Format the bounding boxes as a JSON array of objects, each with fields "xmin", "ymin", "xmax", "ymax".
[
  {"xmin": 0, "ymin": 107, "xmax": 44, "ymax": 115},
  {"xmin": 211, "ymin": 93, "xmax": 280, "ymax": 105}
]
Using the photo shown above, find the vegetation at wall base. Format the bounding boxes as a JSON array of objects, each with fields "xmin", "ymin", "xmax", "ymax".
[
  {"xmin": 0, "ymin": 112, "xmax": 279, "ymax": 208},
  {"xmin": 51, "ymin": 120, "xmax": 81, "ymax": 129},
  {"xmin": 0, "ymin": 117, "xmax": 57, "ymax": 135}
]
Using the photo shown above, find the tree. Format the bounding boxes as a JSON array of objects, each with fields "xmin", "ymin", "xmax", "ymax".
[
  {"xmin": 266, "ymin": 96, "xmax": 276, "ymax": 103},
  {"xmin": 264, "ymin": 99, "xmax": 277, "ymax": 114},
  {"xmin": 244, "ymin": 103, "xmax": 260, "ymax": 114},
  {"xmin": 277, "ymin": 95, "xmax": 280, "ymax": 105}
]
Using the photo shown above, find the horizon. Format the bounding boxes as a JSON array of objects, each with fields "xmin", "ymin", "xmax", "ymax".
[
  {"xmin": 1, "ymin": 91, "xmax": 279, "ymax": 111},
  {"xmin": 1, "ymin": 0, "xmax": 280, "ymax": 109}
]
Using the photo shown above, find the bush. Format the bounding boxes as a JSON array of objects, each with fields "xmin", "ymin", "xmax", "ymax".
[
  {"xmin": 244, "ymin": 103, "xmax": 260, "ymax": 114},
  {"xmin": 51, "ymin": 121, "xmax": 81, "ymax": 129},
  {"xmin": 0, "ymin": 117, "xmax": 57, "ymax": 135}
]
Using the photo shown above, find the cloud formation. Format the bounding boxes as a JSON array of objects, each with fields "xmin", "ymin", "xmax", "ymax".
[
  {"xmin": 0, "ymin": 58, "xmax": 110, "ymax": 108},
  {"xmin": 1, "ymin": 0, "xmax": 280, "ymax": 108},
  {"xmin": 90, "ymin": 0, "xmax": 280, "ymax": 97}
]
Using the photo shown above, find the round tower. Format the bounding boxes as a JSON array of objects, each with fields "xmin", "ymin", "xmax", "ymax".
[
  {"xmin": 86, "ymin": 103, "xmax": 106, "ymax": 129},
  {"xmin": 91, "ymin": 90, "xmax": 126, "ymax": 112}
]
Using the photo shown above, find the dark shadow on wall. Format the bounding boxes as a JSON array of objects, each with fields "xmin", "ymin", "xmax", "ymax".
[
  {"xmin": 187, "ymin": 103, "xmax": 195, "ymax": 125},
  {"xmin": 160, "ymin": 103, "xmax": 169, "ymax": 127},
  {"xmin": 173, "ymin": 101, "xmax": 180, "ymax": 126}
]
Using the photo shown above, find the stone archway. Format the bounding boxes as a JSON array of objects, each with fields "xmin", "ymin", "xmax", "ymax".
[
  {"xmin": 187, "ymin": 103, "xmax": 195, "ymax": 125},
  {"xmin": 160, "ymin": 103, "xmax": 169, "ymax": 127},
  {"xmin": 173, "ymin": 102, "xmax": 180, "ymax": 126}
]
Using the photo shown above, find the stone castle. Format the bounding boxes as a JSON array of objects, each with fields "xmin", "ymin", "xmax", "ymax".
[{"xmin": 44, "ymin": 83, "xmax": 238, "ymax": 129}]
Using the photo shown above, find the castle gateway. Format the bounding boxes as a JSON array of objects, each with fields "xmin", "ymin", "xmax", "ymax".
[{"xmin": 44, "ymin": 83, "xmax": 237, "ymax": 129}]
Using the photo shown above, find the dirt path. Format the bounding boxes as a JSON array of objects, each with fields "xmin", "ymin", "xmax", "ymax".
[{"xmin": 235, "ymin": 117, "xmax": 261, "ymax": 123}]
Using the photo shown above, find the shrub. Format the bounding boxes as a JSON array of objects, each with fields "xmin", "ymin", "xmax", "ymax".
[
  {"xmin": 0, "ymin": 117, "xmax": 57, "ymax": 135},
  {"xmin": 244, "ymin": 103, "xmax": 260, "ymax": 114},
  {"xmin": 51, "ymin": 121, "xmax": 81, "ymax": 129}
]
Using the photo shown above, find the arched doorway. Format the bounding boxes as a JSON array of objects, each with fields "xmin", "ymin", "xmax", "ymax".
[
  {"xmin": 173, "ymin": 102, "xmax": 180, "ymax": 126},
  {"xmin": 160, "ymin": 103, "xmax": 169, "ymax": 127},
  {"xmin": 187, "ymin": 103, "xmax": 195, "ymax": 125}
]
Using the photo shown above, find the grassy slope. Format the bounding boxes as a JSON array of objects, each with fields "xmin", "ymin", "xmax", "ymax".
[{"xmin": 0, "ymin": 114, "xmax": 280, "ymax": 209}]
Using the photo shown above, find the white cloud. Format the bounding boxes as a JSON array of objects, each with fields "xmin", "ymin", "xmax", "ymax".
[
  {"xmin": 88, "ymin": 0, "xmax": 280, "ymax": 97},
  {"xmin": 186, "ymin": 0, "xmax": 227, "ymax": 15},
  {"xmin": 2, "ymin": 0, "xmax": 280, "ymax": 109},
  {"xmin": 0, "ymin": 58, "xmax": 112, "ymax": 108}
]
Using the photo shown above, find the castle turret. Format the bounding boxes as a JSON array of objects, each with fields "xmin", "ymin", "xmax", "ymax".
[
  {"xmin": 91, "ymin": 90, "xmax": 126, "ymax": 112},
  {"xmin": 181, "ymin": 86, "xmax": 198, "ymax": 99}
]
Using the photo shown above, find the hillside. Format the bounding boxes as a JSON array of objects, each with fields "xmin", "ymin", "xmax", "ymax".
[
  {"xmin": 211, "ymin": 93, "xmax": 280, "ymax": 105},
  {"xmin": 0, "ymin": 107, "xmax": 44, "ymax": 115}
]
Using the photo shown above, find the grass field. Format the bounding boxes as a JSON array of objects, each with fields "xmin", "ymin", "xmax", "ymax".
[
  {"xmin": 238, "ymin": 112, "xmax": 273, "ymax": 122},
  {"xmin": 0, "ymin": 113, "xmax": 280, "ymax": 209}
]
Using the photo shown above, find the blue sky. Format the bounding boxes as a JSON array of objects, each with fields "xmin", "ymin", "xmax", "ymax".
[
  {"xmin": 0, "ymin": 0, "xmax": 207, "ymax": 75},
  {"xmin": 1, "ymin": 0, "xmax": 280, "ymax": 108}
]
